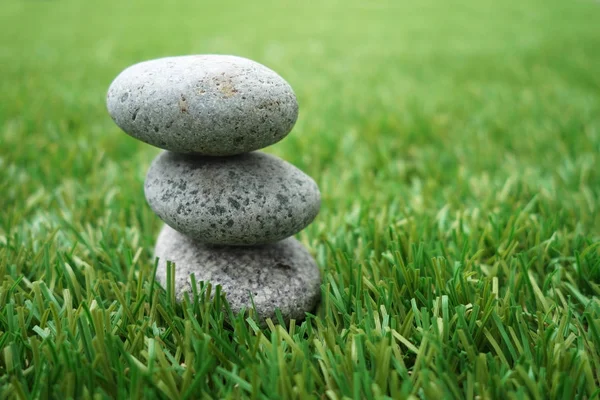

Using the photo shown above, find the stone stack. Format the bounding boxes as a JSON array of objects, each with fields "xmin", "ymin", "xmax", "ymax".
[{"xmin": 107, "ymin": 55, "xmax": 321, "ymax": 322}]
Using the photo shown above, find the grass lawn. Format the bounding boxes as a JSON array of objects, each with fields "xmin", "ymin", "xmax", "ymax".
[{"xmin": 2, "ymin": 0, "xmax": 600, "ymax": 398}]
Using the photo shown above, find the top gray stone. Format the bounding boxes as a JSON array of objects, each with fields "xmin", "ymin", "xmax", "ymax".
[{"xmin": 106, "ymin": 55, "xmax": 298, "ymax": 155}]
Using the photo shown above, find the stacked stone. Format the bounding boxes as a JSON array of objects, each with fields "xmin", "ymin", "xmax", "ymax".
[{"xmin": 107, "ymin": 55, "xmax": 321, "ymax": 322}]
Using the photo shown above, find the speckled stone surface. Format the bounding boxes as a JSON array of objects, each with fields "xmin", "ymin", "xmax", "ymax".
[
  {"xmin": 106, "ymin": 55, "xmax": 298, "ymax": 155},
  {"xmin": 144, "ymin": 151, "xmax": 321, "ymax": 245},
  {"xmin": 155, "ymin": 224, "xmax": 321, "ymax": 321}
]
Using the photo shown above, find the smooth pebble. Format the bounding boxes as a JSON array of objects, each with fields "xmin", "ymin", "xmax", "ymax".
[
  {"xmin": 155, "ymin": 224, "xmax": 321, "ymax": 322},
  {"xmin": 106, "ymin": 55, "xmax": 298, "ymax": 155},
  {"xmin": 144, "ymin": 151, "xmax": 321, "ymax": 245}
]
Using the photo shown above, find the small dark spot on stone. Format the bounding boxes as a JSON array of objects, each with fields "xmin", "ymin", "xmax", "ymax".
[
  {"xmin": 176, "ymin": 180, "xmax": 187, "ymax": 191},
  {"xmin": 275, "ymin": 263, "xmax": 292, "ymax": 270},
  {"xmin": 179, "ymin": 94, "xmax": 188, "ymax": 113},
  {"xmin": 160, "ymin": 190, "xmax": 173, "ymax": 202},
  {"xmin": 228, "ymin": 197, "xmax": 241, "ymax": 209},
  {"xmin": 276, "ymin": 194, "xmax": 289, "ymax": 204},
  {"xmin": 120, "ymin": 92, "xmax": 129, "ymax": 102},
  {"xmin": 166, "ymin": 120, "xmax": 174, "ymax": 128},
  {"xmin": 154, "ymin": 126, "xmax": 159, "ymax": 132},
  {"xmin": 132, "ymin": 108, "xmax": 139, "ymax": 121},
  {"xmin": 226, "ymin": 219, "xmax": 234, "ymax": 227}
]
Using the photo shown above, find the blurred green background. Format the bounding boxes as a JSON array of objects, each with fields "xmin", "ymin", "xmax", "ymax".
[
  {"xmin": 2, "ymin": 0, "xmax": 599, "ymax": 224},
  {"xmin": 1, "ymin": 0, "xmax": 600, "ymax": 397}
]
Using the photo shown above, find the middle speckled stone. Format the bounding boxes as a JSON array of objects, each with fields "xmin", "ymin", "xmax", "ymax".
[{"xmin": 144, "ymin": 151, "xmax": 321, "ymax": 245}]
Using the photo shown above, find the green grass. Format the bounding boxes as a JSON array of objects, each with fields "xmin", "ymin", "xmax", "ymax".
[{"xmin": 1, "ymin": 0, "xmax": 600, "ymax": 398}]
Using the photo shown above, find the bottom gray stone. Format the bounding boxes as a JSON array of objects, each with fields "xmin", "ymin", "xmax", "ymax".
[{"xmin": 154, "ymin": 224, "xmax": 321, "ymax": 322}]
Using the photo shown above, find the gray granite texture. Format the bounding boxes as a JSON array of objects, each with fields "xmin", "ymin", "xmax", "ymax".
[
  {"xmin": 106, "ymin": 55, "xmax": 298, "ymax": 155},
  {"xmin": 144, "ymin": 151, "xmax": 321, "ymax": 245},
  {"xmin": 155, "ymin": 224, "xmax": 321, "ymax": 322}
]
